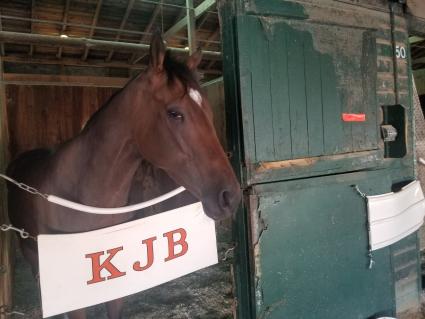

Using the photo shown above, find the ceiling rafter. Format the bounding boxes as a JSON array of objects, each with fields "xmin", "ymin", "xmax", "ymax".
[
  {"xmin": 81, "ymin": 0, "xmax": 103, "ymax": 61},
  {"xmin": 29, "ymin": 0, "xmax": 35, "ymax": 56},
  {"xmin": 163, "ymin": 0, "xmax": 215, "ymax": 40},
  {"xmin": 105, "ymin": 0, "xmax": 135, "ymax": 62},
  {"xmin": 130, "ymin": 0, "xmax": 163, "ymax": 65},
  {"xmin": 56, "ymin": 0, "xmax": 72, "ymax": 59}
]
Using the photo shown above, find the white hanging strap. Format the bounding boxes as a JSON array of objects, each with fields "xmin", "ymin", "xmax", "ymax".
[
  {"xmin": 47, "ymin": 187, "xmax": 186, "ymax": 214},
  {"xmin": 0, "ymin": 173, "xmax": 186, "ymax": 214}
]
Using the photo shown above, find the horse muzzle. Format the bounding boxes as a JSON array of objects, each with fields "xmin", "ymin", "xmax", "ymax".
[{"xmin": 202, "ymin": 186, "xmax": 241, "ymax": 221}]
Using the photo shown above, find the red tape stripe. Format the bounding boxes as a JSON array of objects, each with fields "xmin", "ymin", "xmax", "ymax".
[{"xmin": 342, "ymin": 113, "xmax": 366, "ymax": 122}]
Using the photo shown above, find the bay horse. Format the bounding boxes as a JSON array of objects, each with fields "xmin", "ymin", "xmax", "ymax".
[{"xmin": 6, "ymin": 34, "xmax": 241, "ymax": 319}]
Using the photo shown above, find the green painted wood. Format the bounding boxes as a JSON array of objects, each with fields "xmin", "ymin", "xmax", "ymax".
[
  {"xmin": 249, "ymin": 19, "xmax": 275, "ymax": 161},
  {"xmin": 303, "ymin": 31, "xmax": 325, "ymax": 157},
  {"xmin": 252, "ymin": 170, "xmax": 396, "ymax": 318},
  {"xmin": 269, "ymin": 23, "xmax": 292, "ymax": 160},
  {"xmin": 287, "ymin": 25, "xmax": 309, "ymax": 158},
  {"xmin": 320, "ymin": 53, "xmax": 348, "ymax": 154},
  {"xmin": 236, "ymin": 16, "xmax": 257, "ymax": 166},
  {"xmin": 361, "ymin": 30, "xmax": 379, "ymax": 151},
  {"xmin": 218, "ymin": 2, "xmax": 255, "ymax": 318},
  {"xmin": 236, "ymin": 16, "xmax": 380, "ymax": 184}
]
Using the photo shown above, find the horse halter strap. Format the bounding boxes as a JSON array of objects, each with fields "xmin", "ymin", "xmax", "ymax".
[{"xmin": 0, "ymin": 173, "xmax": 186, "ymax": 214}]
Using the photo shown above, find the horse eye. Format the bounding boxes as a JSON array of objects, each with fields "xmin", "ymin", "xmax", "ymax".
[{"xmin": 167, "ymin": 110, "xmax": 184, "ymax": 121}]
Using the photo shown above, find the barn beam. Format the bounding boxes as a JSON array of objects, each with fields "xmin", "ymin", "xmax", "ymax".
[
  {"xmin": 0, "ymin": 31, "xmax": 221, "ymax": 59},
  {"xmin": 105, "ymin": 0, "xmax": 135, "ymax": 62},
  {"xmin": 2, "ymin": 54, "xmax": 145, "ymax": 70},
  {"xmin": 82, "ymin": 0, "xmax": 103, "ymax": 61},
  {"xmin": 163, "ymin": 0, "xmax": 216, "ymax": 39},
  {"xmin": 56, "ymin": 0, "xmax": 72, "ymax": 59},
  {"xmin": 2, "ymin": 71, "xmax": 222, "ymax": 87},
  {"xmin": 2, "ymin": 73, "xmax": 129, "ymax": 88},
  {"xmin": 130, "ymin": 1, "xmax": 163, "ymax": 65}
]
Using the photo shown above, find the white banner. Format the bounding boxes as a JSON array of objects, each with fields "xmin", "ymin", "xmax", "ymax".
[{"xmin": 37, "ymin": 202, "xmax": 217, "ymax": 318}]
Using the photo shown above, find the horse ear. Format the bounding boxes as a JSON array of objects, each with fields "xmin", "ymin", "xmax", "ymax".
[
  {"xmin": 186, "ymin": 48, "xmax": 202, "ymax": 70},
  {"xmin": 149, "ymin": 32, "xmax": 166, "ymax": 72}
]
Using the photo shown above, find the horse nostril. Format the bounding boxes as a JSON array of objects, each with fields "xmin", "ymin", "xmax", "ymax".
[{"xmin": 219, "ymin": 190, "xmax": 231, "ymax": 210}]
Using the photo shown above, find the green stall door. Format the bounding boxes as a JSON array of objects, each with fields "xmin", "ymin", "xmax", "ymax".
[
  {"xmin": 250, "ymin": 171, "xmax": 396, "ymax": 318},
  {"xmin": 236, "ymin": 15, "xmax": 380, "ymax": 184}
]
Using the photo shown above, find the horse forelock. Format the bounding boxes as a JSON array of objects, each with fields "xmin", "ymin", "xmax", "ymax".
[{"xmin": 163, "ymin": 51, "xmax": 200, "ymax": 90}]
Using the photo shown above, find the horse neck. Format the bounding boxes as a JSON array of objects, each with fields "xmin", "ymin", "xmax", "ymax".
[{"xmin": 62, "ymin": 79, "xmax": 148, "ymax": 207}]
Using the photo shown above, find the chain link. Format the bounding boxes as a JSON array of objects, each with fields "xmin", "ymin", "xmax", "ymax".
[
  {"xmin": 0, "ymin": 305, "xmax": 25, "ymax": 317},
  {"xmin": 1, "ymin": 224, "xmax": 37, "ymax": 241},
  {"xmin": 0, "ymin": 174, "xmax": 48, "ymax": 199}
]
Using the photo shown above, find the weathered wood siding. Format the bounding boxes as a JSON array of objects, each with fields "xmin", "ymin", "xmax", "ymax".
[{"xmin": 6, "ymin": 85, "xmax": 117, "ymax": 159}]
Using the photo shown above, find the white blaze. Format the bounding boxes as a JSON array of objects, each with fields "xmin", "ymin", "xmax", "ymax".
[{"xmin": 189, "ymin": 88, "xmax": 202, "ymax": 107}]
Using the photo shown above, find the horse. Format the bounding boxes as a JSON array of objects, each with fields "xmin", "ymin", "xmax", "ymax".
[{"xmin": 6, "ymin": 33, "xmax": 241, "ymax": 319}]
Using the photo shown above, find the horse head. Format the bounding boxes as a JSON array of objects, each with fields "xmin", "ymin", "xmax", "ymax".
[{"xmin": 131, "ymin": 34, "xmax": 241, "ymax": 220}]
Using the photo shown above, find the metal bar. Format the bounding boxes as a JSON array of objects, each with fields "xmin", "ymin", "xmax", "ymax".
[
  {"xmin": 57, "ymin": 0, "xmax": 72, "ymax": 59},
  {"xmin": 186, "ymin": 0, "xmax": 196, "ymax": 54},
  {"xmin": 0, "ymin": 15, "xmax": 220, "ymax": 46},
  {"xmin": 82, "ymin": 0, "xmax": 103, "ymax": 61},
  {"xmin": 163, "ymin": 0, "xmax": 216, "ymax": 39},
  {"xmin": 105, "ymin": 0, "xmax": 135, "ymax": 62},
  {"xmin": 0, "ymin": 31, "xmax": 221, "ymax": 58}
]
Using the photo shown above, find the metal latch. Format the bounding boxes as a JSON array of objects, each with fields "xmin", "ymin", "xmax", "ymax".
[{"xmin": 381, "ymin": 125, "xmax": 398, "ymax": 142}]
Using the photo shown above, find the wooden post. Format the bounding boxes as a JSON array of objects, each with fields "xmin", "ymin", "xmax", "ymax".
[{"xmin": 0, "ymin": 57, "xmax": 12, "ymax": 319}]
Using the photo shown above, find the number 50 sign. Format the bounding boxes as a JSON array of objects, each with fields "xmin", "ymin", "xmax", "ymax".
[{"xmin": 38, "ymin": 202, "xmax": 218, "ymax": 318}]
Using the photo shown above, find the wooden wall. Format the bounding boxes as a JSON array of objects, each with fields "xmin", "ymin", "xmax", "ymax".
[
  {"xmin": 6, "ymin": 85, "xmax": 118, "ymax": 159},
  {"xmin": 6, "ymin": 81, "xmax": 227, "ymax": 159}
]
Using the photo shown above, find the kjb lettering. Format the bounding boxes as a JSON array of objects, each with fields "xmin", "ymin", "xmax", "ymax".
[{"xmin": 85, "ymin": 228, "xmax": 188, "ymax": 285}]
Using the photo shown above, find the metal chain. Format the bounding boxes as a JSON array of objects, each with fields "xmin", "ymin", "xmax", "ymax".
[
  {"xmin": 0, "ymin": 305, "xmax": 25, "ymax": 317},
  {"xmin": 0, "ymin": 224, "xmax": 37, "ymax": 241},
  {"xmin": 0, "ymin": 174, "xmax": 47, "ymax": 199}
]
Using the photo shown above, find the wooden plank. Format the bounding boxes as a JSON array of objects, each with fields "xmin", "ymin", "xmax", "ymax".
[
  {"xmin": 287, "ymin": 26, "xmax": 308, "ymax": 158},
  {"xmin": 2, "ymin": 74, "xmax": 129, "ymax": 88},
  {"xmin": 249, "ymin": 18, "xmax": 274, "ymax": 162},
  {"xmin": 360, "ymin": 30, "xmax": 378, "ymax": 150},
  {"xmin": 321, "ymin": 54, "xmax": 346, "ymax": 155},
  {"xmin": 269, "ymin": 23, "xmax": 291, "ymax": 160},
  {"xmin": 6, "ymin": 85, "xmax": 117, "ymax": 157},
  {"xmin": 303, "ymin": 31, "xmax": 324, "ymax": 157},
  {"xmin": 236, "ymin": 16, "xmax": 256, "ymax": 165}
]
